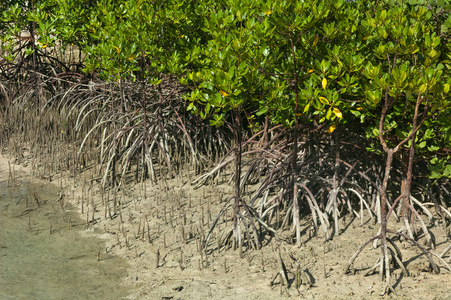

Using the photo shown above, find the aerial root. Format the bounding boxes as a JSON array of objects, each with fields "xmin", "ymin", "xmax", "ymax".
[
  {"xmin": 218, "ymin": 228, "xmax": 234, "ymax": 250},
  {"xmin": 363, "ymin": 258, "xmax": 381, "ymax": 277},
  {"xmin": 361, "ymin": 246, "xmax": 407, "ymax": 278},
  {"xmin": 270, "ymin": 246, "xmax": 290, "ymax": 294},
  {"xmin": 269, "ymin": 243, "xmax": 314, "ymax": 294},
  {"xmin": 294, "ymin": 264, "xmax": 313, "ymax": 290},
  {"xmin": 441, "ymin": 244, "xmax": 451, "ymax": 264},
  {"xmin": 430, "ymin": 251, "xmax": 451, "ymax": 272},
  {"xmin": 440, "ymin": 244, "xmax": 451, "ymax": 259},
  {"xmin": 344, "ymin": 235, "xmax": 380, "ymax": 274},
  {"xmin": 409, "ymin": 203, "xmax": 435, "ymax": 249},
  {"xmin": 395, "ymin": 199, "xmax": 435, "ymax": 249},
  {"xmin": 387, "ymin": 247, "xmax": 409, "ymax": 277},
  {"xmin": 343, "ymin": 230, "xmax": 443, "ymax": 296},
  {"xmin": 380, "ymin": 283, "xmax": 396, "ymax": 296},
  {"xmin": 387, "ymin": 229, "xmax": 439, "ymax": 274},
  {"xmin": 203, "ymin": 197, "xmax": 265, "ymax": 253},
  {"xmin": 276, "ymin": 247, "xmax": 289, "ymax": 286},
  {"xmin": 386, "ymin": 237, "xmax": 403, "ymax": 261}
]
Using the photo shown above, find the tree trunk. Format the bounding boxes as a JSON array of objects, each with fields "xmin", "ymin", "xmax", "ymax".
[
  {"xmin": 290, "ymin": 36, "xmax": 301, "ymax": 247},
  {"xmin": 379, "ymin": 149, "xmax": 394, "ymax": 281},
  {"xmin": 232, "ymin": 108, "xmax": 242, "ymax": 249}
]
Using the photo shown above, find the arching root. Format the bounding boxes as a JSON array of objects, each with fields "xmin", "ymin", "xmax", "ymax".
[{"xmin": 344, "ymin": 230, "xmax": 439, "ymax": 295}]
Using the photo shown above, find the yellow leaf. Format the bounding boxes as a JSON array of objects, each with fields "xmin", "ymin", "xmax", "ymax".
[
  {"xmin": 319, "ymin": 97, "xmax": 329, "ymax": 104},
  {"xmin": 307, "ymin": 69, "xmax": 314, "ymax": 73},
  {"xmin": 114, "ymin": 46, "xmax": 120, "ymax": 54},
  {"xmin": 295, "ymin": 113, "xmax": 302, "ymax": 117},
  {"xmin": 219, "ymin": 90, "xmax": 229, "ymax": 97},
  {"xmin": 322, "ymin": 77, "xmax": 327, "ymax": 89},
  {"xmin": 312, "ymin": 36, "xmax": 319, "ymax": 46},
  {"xmin": 333, "ymin": 108, "xmax": 342, "ymax": 118},
  {"xmin": 328, "ymin": 125, "xmax": 337, "ymax": 133}
]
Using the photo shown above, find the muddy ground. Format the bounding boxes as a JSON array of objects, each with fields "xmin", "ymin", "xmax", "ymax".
[{"xmin": 0, "ymin": 152, "xmax": 450, "ymax": 300}]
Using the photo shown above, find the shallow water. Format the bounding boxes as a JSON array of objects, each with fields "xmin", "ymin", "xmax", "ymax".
[{"xmin": 0, "ymin": 180, "xmax": 130, "ymax": 300}]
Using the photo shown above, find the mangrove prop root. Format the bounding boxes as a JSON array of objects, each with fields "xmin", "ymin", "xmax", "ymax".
[{"xmin": 387, "ymin": 229, "xmax": 439, "ymax": 274}]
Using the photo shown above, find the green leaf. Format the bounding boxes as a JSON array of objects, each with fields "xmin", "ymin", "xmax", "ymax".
[
  {"xmin": 372, "ymin": 128, "xmax": 379, "ymax": 137},
  {"xmin": 444, "ymin": 164, "xmax": 451, "ymax": 177},
  {"xmin": 326, "ymin": 107, "xmax": 332, "ymax": 119},
  {"xmin": 256, "ymin": 108, "xmax": 267, "ymax": 116},
  {"xmin": 428, "ymin": 145, "xmax": 440, "ymax": 152},
  {"xmin": 419, "ymin": 84, "xmax": 427, "ymax": 93}
]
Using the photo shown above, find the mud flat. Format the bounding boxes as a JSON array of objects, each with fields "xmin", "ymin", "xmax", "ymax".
[
  {"xmin": 0, "ymin": 178, "xmax": 131, "ymax": 300},
  {"xmin": 1, "ymin": 152, "xmax": 450, "ymax": 300}
]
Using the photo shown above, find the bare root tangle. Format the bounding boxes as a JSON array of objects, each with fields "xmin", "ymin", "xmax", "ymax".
[
  {"xmin": 361, "ymin": 242, "xmax": 408, "ymax": 279},
  {"xmin": 64, "ymin": 76, "xmax": 233, "ymax": 189},
  {"xmin": 199, "ymin": 125, "xmax": 295, "ymax": 248},
  {"xmin": 389, "ymin": 192, "xmax": 436, "ymax": 249},
  {"xmin": 412, "ymin": 182, "xmax": 449, "ymax": 227},
  {"xmin": 347, "ymin": 188, "xmax": 374, "ymax": 225},
  {"xmin": 239, "ymin": 126, "xmax": 325, "ymax": 242},
  {"xmin": 386, "ymin": 230, "xmax": 439, "ymax": 273},
  {"xmin": 344, "ymin": 215, "xmax": 441, "ymax": 293},
  {"xmin": 344, "ymin": 230, "xmax": 440, "ymax": 292},
  {"xmin": 0, "ymin": 65, "xmax": 233, "ymax": 199},
  {"xmin": 202, "ymin": 196, "xmax": 263, "ymax": 253},
  {"xmin": 203, "ymin": 197, "xmax": 234, "ymax": 248},
  {"xmin": 226, "ymin": 125, "xmax": 381, "ymax": 247},
  {"xmin": 192, "ymin": 155, "xmax": 235, "ymax": 188},
  {"xmin": 192, "ymin": 124, "xmax": 286, "ymax": 189}
]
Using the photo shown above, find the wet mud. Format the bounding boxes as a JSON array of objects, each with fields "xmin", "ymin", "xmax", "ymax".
[{"xmin": 0, "ymin": 180, "xmax": 131, "ymax": 300}]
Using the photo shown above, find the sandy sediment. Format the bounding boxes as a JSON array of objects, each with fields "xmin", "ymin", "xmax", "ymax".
[
  {"xmin": 1, "ymin": 152, "xmax": 450, "ymax": 300},
  {"xmin": 0, "ymin": 154, "xmax": 130, "ymax": 299}
]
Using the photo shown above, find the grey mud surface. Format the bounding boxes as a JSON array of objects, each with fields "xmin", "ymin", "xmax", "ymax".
[{"xmin": 0, "ymin": 180, "xmax": 131, "ymax": 300}]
